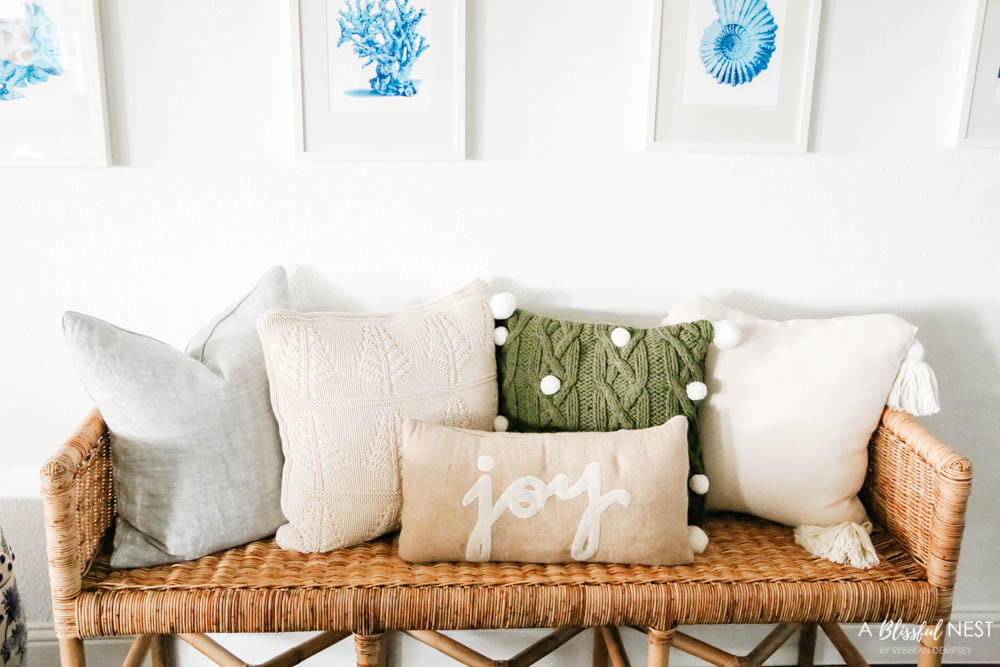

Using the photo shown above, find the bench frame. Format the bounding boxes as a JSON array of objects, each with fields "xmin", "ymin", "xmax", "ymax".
[{"xmin": 42, "ymin": 409, "xmax": 972, "ymax": 667}]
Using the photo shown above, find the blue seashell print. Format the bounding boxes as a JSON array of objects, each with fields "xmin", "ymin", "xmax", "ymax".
[{"xmin": 699, "ymin": 0, "xmax": 777, "ymax": 87}]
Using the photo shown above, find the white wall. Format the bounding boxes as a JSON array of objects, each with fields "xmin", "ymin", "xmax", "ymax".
[{"xmin": 1, "ymin": 0, "xmax": 998, "ymax": 663}]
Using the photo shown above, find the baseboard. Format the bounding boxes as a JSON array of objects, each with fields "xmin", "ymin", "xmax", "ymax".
[
  {"xmin": 27, "ymin": 613, "xmax": 999, "ymax": 665},
  {"xmin": 27, "ymin": 623, "xmax": 152, "ymax": 666}
]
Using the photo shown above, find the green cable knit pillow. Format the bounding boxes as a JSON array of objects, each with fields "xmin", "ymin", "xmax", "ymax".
[{"xmin": 495, "ymin": 307, "xmax": 717, "ymax": 525}]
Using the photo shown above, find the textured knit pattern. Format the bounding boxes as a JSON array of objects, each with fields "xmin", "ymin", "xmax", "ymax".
[
  {"xmin": 258, "ymin": 281, "xmax": 497, "ymax": 554},
  {"xmin": 497, "ymin": 310, "xmax": 714, "ymax": 523}
]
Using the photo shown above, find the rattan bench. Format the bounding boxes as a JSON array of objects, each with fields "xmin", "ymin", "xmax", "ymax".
[{"xmin": 41, "ymin": 408, "xmax": 971, "ymax": 667}]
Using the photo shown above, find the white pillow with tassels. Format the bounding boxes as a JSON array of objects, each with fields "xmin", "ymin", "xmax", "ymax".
[{"xmin": 663, "ymin": 295, "xmax": 940, "ymax": 570}]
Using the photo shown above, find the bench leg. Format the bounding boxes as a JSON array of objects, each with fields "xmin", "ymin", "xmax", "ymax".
[
  {"xmin": 59, "ymin": 637, "xmax": 86, "ymax": 667},
  {"xmin": 593, "ymin": 628, "xmax": 609, "ymax": 667},
  {"xmin": 647, "ymin": 628, "xmax": 674, "ymax": 667},
  {"xmin": 150, "ymin": 635, "xmax": 167, "ymax": 667},
  {"xmin": 122, "ymin": 635, "xmax": 154, "ymax": 667},
  {"xmin": 917, "ymin": 624, "xmax": 944, "ymax": 667},
  {"xmin": 797, "ymin": 623, "xmax": 817, "ymax": 667},
  {"xmin": 599, "ymin": 627, "xmax": 632, "ymax": 667},
  {"xmin": 354, "ymin": 632, "xmax": 384, "ymax": 667},
  {"xmin": 820, "ymin": 623, "xmax": 869, "ymax": 666}
]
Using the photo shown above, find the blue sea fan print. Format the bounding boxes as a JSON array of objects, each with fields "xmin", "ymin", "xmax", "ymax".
[
  {"xmin": 337, "ymin": 0, "xmax": 430, "ymax": 97},
  {"xmin": 0, "ymin": 2, "xmax": 62, "ymax": 101},
  {"xmin": 699, "ymin": 0, "xmax": 777, "ymax": 87}
]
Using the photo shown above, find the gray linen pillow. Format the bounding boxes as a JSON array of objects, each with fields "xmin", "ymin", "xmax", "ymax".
[{"xmin": 63, "ymin": 267, "xmax": 290, "ymax": 568}]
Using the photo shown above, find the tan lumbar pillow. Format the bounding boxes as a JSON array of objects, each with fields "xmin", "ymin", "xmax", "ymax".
[
  {"xmin": 399, "ymin": 416, "xmax": 699, "ymax": 565},
  {"xmin": 257, "ymin": 280, "xmax": 498, "ymax": 553}
]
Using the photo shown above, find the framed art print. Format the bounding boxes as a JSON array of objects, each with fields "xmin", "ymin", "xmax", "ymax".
[
  {"xmin": 0, "ymin": 0, "xmax": 109, "ymax": 166},
  {"xmin": 291, "ymin": 0, "xmax": 465, "ymax": 160},
  {"xmin": 645, "ymin": 0, "xmax": 822, "ymax": 152},
  {"xmin": 957, "ymin": 0, "xmax": 1000, "ymax": 148}
]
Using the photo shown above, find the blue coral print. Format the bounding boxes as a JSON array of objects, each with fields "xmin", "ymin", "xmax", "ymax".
[
  {"xmin": 699, "ymin": 0, "xmax": 777, "ymax": 86},
  {"xmin": 337, "ymin": 0, "xmax": 429, "ymax": 97},
  {"xmin": 0, "ymin": 2, "xmax": 62, "ymax": 101}
]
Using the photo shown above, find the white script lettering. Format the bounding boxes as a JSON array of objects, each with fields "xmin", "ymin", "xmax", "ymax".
[{"xmin": 462, "ymin": 456, "xmax": 631, "ymax": 562}]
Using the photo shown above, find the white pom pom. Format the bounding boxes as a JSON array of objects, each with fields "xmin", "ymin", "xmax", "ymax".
[
  {"xmin": 493, "ymin": 415, "xmax": 509, "ymax": 432},
  {"xmin": 689, "ymin": 474, "xmax": 710, "ymax": 495},
  {"xmin": 688, "ymin": 525, "xmax": 709, "ymax": 554},
  {"xmin": 493, "ymin": 326, "xmax": 509, "ymax": 346},
  {"xmin": 711, "ymin": 320, "xmax": 742, "ymax": 350},
  {"xmin": 686, "ymin": 381, "xmax": 708, "ymax": 401},
  {"xmin": 610, "ymin": 327, "xmax": 631, "ymax": 348},
  {"xmin": 539, "ymin": 375, "xmax": 561, "ymax": 395},
  {"xmin": 906, "ymin": 340, "xmax": 925, "ymax": 361},
  {"xmin": 489, "ymin": 292, "xmax": 517, "ymax": 320},
  {"xmin": 660, "ymin": 315, "xmax": 671, "ymax": 326}
]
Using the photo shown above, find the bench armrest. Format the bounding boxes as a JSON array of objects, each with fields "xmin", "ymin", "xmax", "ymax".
[
  {"xmin": 40, "ymin": 408, "xmax": 115, "ymax": 637},
  {"xmin": 862, "ymin": 409, "xmax": 972, "ymax": 618}
]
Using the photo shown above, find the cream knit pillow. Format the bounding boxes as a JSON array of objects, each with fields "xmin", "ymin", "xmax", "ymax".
[{"xmin": 257, "ymin": 281, "xmax": 497, "ymax": 553}]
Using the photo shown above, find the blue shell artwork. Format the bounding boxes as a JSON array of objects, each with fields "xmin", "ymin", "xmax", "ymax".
[
  {"xmin": 337, "ymin": 0, "xmax": 430, "ymax": 97},
  {"xmin": 0, "ymin": 3, "xmax": 62, "ymax": 101},
  {"xmin": 699, "ymin": 0, "xmax": 777, "ymax": 87}
]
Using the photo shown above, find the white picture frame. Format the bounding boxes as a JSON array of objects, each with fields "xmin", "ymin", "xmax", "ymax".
[
  {"xmin": 956, "ymin": 0, "xmax": 1000, "ymax": 148},
  {"xmin": 0, "ymin": 0, "xmax": 110, "ymax": 166},
  {"xmin": 291, "ymin": 0, "xmax": 465, "ymax": 161},
  {"xmin": 644, "ymin": 0, "xmax": 822, "ymax": 153}
]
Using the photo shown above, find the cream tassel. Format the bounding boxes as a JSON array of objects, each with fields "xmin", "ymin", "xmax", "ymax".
[
  {"xmin": 794, "ymin": 521, "xmax": 879, "ymax": 569},
  {"xmin": 887, "ymin": 340, "xmax": 940, "ymax": 416}
]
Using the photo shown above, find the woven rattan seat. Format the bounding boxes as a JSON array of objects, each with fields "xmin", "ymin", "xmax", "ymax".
[
  {"xmin": 72, "ymin": 515, "xmax": 937, "ymax": 638},
  {"xmin": 85, "ymin": 515, "xmax": 927, "ymax": 592},
  {"xmin": 43, "ymin": 409, "xmax": 971, "ymax": 666}
]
